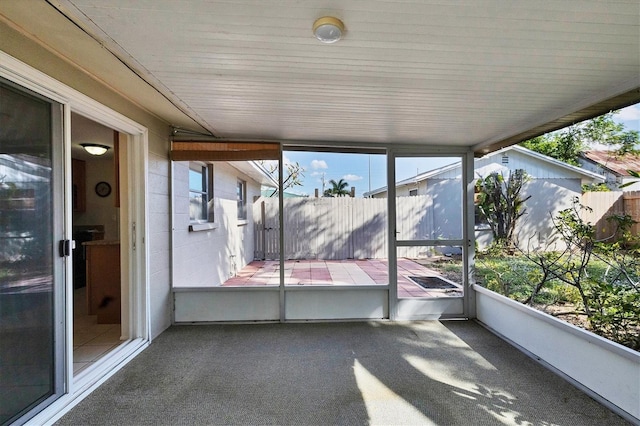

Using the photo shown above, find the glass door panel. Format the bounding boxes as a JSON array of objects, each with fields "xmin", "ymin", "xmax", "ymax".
[
  {"xmin": 392, "ymin": 155, "xmax": 467, "ymax": 319},
  {"xmin": 0, "ymin": 80, "xmax": 63, "ymax": 424}
]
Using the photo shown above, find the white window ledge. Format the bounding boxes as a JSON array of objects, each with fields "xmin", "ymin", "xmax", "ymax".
[
  {"xmin": 189, "ymin": 222, "xmax": 219, "ymax": 232},
  {"xmin": 237, "ymin": 219, "xmax": 248, "ymax": 226}
]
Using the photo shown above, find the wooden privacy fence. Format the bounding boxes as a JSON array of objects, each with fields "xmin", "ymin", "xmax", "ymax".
[
  {"xmin": 580, "ymin": 191, "xmax": 640, "ymax": 240},
  {"xmin": 623, "ymin": 191, "xmax": 640, "ymax": 237},
  {"xmin": 253, "ymin": 195, "xmax": 434, "ymax": 260}
]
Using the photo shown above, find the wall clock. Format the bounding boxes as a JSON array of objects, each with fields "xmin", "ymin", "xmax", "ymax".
[{"xmin": 95, "ymin": 181, "xmax": 111, "ymax": 197}]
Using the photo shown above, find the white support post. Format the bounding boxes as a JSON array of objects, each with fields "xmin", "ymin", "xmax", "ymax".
[
  {"xmin": 463, "ymin": 150, "xmax": 477, "ymax": 319},
  {"xmin": 387, "ymin": 149, "xmax": 398, "ymax": 320},
  {"xmin": 278, "ymin": 145, "xmax": 285, "ymax": 322}
]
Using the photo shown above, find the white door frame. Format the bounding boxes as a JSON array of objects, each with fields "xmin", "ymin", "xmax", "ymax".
[
  {"xmin": 0, "ymin": 50, "xmax": 151, "ymax": 425},
  {"xmin": 387, "ymin": 147, "xmax": 475, "ymax": 320}
]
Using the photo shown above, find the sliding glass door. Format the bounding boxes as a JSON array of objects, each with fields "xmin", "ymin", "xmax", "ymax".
[{"xmin": 0, "ymin": 79, "xmax": 65, "ymax": 425}]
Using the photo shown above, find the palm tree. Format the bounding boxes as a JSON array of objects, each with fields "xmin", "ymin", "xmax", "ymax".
[{"xmin": 324, "ymin": 178, "xmax": 350, "ymax": 197}]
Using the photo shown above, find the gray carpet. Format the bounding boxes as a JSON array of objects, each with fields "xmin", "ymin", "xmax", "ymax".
[{"xmin": 57, "ymin": 321, "xmax": 631, "ymax": 425}]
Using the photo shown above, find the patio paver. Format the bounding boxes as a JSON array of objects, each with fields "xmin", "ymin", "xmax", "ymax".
[{"xmin": 222, "ymin": 259, "xmax": 463, "ymax": 298}]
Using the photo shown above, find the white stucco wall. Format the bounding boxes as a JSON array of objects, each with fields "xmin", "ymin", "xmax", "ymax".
[
  {"xmin": 515, "ymin": 179, "xmax": 582, "ymax": 249},
  {"xmin": 172, "ymin": 162, "xmax": 260, "ymax": 288},
  {"xmin": 426, "ymin": 178, "xmax": 463, "ymax": 240}
]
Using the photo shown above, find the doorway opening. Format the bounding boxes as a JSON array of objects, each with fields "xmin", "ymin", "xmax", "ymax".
[{"xmin": 70, "ymin": 113, "xmax": 128, "ymax": 376}]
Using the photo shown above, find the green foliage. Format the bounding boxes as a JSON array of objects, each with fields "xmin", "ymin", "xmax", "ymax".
[
  {"xmin": 475, "ymin": 255, "xmax": 582, "ymax": 305},
  {"xmin": 475, "ymin": 169, "xmax": 531, "ymax": 250},
  {"xmin": 479, "ymin": 198, "xmax": 640, "ymax": 350},
  {"xmin": 324, "ymin": 178, "xmax": 350, "ymax": 197},
  {"xmin": 521, "ymin": 133, "xmax": 582, "ymax": 166},
  {"xmin": 476, "ymin": 256, "xmax": 541, "ymax": 300},
  {"xmin": 581, "ymin": 182, "xmax": 610, "ymax": 192},
  {"xmin": 587, "ymin": 281, "xmax": 640, "ymax": 350},
  {"xmin": 520, "ymin": 111, "xmax": 639, "ymax": 164},
  {"xmin": 476, "ymin": 250, "xmax": 639, "ymax": 350},
  {"xmin": 605, "ymin": 213, "xmax": 639, "ymax": 245},
  {"xmin": 619, "ymin": 170, "xmax": 640, "ymax": 189}
]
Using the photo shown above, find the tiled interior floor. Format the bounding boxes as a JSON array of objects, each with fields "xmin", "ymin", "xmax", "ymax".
[
  {"xmin": 73, "ymin": 287, "xmax": 122, "ymax": 375},
  {"xmin": 223, "ymin": 258, "xmax": 462, "ymax": 298}
]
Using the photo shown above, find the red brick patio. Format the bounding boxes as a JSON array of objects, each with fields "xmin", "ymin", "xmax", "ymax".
[{"xmin": 223, "ymin": 258, "xmax": 462, "ymax": 298}]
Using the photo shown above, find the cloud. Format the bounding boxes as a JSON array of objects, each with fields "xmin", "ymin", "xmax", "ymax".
[
  {"xmin": 342, "ymin": 174, "xmax": 363, "ymax": 182},
  {"xmin": 310, "ymin": 159, "xmax": 328, "ymax": 170},
  {"xmin": 310, "ymin": 171, "xmax": 325, "ymax": 177},
  {"xmin": 616, "ymin": 104, "xmax": 640, "ymax": 121}
]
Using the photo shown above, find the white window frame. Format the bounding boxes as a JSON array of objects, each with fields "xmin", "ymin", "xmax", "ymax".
[
  {"xmin": 237, "ymin": 178, "xmax": 247, "ymax": 222},
  {"xmin": 188, "ymin": 162, "xmax": 216, "ymax": 232}
]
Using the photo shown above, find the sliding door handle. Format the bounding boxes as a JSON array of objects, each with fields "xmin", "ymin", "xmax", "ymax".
[{"xmin": 58, "ymin": 239, "xmax": 72, "ymax": 257}]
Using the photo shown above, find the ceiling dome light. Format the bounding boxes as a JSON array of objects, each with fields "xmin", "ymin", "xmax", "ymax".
[
  {"xmin": 81, "ymin": 143, "xmax": 110, "ymax": 156},
  {"xmin": 313, "ymin": 16, "xmax": 344, "ymax": 44}
]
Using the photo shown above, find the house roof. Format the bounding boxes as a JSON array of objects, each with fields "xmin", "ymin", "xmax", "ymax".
[
  {"xmin": 261, "ymin": 189, "xmax": 307, "ymax": 198},
  {"xmin": 0, "ymin": 1, "xmax": 638, "ymax": 155},
  {"xmin": 495, "ymin": 145, "xmax": 606, "ymax": 181},
  {"xmin": 582, "ymin": 151, "xmax": 640, "ymax": 177},
  {"xmin": 228, "ymin": 161, "xmax": 278, "ymax": 186},
  {"xmin": 364, "ymin": 145, "xmax": 605, "ymax": 196}
]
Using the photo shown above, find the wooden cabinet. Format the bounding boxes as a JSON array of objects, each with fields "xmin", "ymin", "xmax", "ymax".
[
  {"xmin": 85, "ymin": 241, "xmax": 120, "ymax": 324},
  {"xmin": 72, "ymin": 158, "xmax": 86, "ymax": 212}
]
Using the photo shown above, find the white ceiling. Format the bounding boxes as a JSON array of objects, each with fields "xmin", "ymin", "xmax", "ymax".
[{"xmin": 8, "ymin": 1, "xmax": 640, "ymax": 153}]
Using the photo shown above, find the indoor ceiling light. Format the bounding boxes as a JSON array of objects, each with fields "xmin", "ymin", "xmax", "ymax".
[
  {"xmin": 313, "ymin": 16, "xmax": 344, "ymax": 44},
  {"xmin": 81, "ymin": 143, "xmax": 110, "ymax": 156}
]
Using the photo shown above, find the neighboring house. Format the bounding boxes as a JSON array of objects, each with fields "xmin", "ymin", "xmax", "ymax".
[
  {"xmin": 173, "ymin": 161, "xmax": 276, "ymax": 288},
  {"xmin": 579, "ymin": 151, "xmax": 640, "ymax": 191},
  {"xmin": 365, "ymin": 146, "xmax": 604, "ymax": 250}
]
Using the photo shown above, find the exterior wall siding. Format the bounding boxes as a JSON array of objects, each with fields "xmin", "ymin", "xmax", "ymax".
[
  {"xmin": 147, "ymin": 149, "xmax": 172, "ymax": 337},
  {"xmin": 426, "ymin": 178, "xmax": 463, "ymax": 240},
  {"xmin": 477, "ymin": 150, "xmax": 580, "ymax": 179},
  {"xmin": 172, "ymin": 162, "xmax": 260, "ymax": 288},
  {"xmin": 515, "ymin": 179, "xmax": 581, "ymax": 250}
]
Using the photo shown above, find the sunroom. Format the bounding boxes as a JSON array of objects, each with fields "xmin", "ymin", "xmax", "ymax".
[{"xmin": 0, "ymin": 1, "xmax": 638, "ymax": 425}]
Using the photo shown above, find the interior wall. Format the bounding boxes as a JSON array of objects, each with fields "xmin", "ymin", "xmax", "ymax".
[
  {"xmin": 73, "ymin": 157, "xmax": 119, "ymax": 240},
  {"xmin": 0, "ymin": 21, "xmax": 174, "ymax": 339}
]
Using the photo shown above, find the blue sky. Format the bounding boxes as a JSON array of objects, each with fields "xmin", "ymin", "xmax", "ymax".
[
  {"xmin": 280, "ymin": 104, "xmax": 640, "ymax": 198},
  {"xmin": 615, "ymin": 103, "xmax": 640, "ymax": 132},
  {"xmin": 283, "ymin": 152, "xmax": 458, "ymax": 197}
]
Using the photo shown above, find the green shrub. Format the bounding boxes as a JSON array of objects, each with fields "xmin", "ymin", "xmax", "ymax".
[{"xmin": 587, "ymin": 281, "xmax": 640, "ymax": 350}]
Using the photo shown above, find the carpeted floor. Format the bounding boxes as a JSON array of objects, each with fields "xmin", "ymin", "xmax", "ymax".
[{"xmin": 56, "ymin": 321, "xmax": 631, "ymax": 425}]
